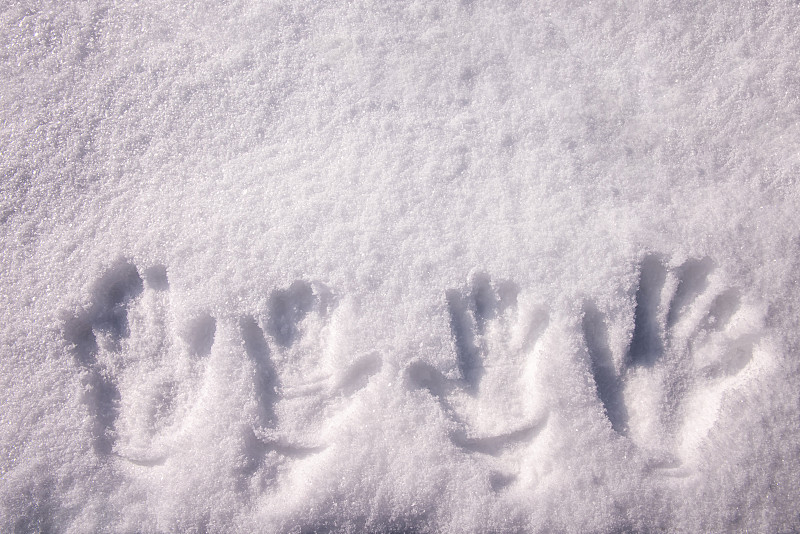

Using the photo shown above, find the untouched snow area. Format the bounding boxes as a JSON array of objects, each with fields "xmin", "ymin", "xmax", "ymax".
[{"xmin": 2, "ymin": 1, "xmax": 800, "ymax": 532}]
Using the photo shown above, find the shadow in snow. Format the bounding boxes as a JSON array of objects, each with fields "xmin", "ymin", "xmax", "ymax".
[
  {"xmin": 667, "ymin": 257, "xmax": 714, "ymax": 327},
  {"xmin": 627, "ymin": 254, "xmax": 667, "ymax": 367},
  {"xmin": 266, "ymin": 281, "xmax": 316, "ymax": 347},
  {"xmin": 583, "ymin": 301, "xmax": 628, "ymax": 435}
]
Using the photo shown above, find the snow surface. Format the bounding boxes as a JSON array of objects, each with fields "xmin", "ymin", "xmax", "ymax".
[{"xmin": 2, "ymin": 1, "xmax": 800, "ymax": 532}]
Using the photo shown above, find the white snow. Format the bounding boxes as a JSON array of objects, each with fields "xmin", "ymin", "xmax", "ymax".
[{"xmin": 2, "ymin": 1, "xmax": 800, "ymax": 532}]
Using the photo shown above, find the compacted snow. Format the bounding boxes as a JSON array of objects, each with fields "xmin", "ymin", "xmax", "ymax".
[{"xmin": 2, "ymin": 1, "xmax": 800, "ymax": 532}]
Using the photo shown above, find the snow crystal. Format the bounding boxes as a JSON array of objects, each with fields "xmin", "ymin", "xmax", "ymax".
[{"xmin": 2, "ymin": 1, "xmax": 799, "ymax": 532}]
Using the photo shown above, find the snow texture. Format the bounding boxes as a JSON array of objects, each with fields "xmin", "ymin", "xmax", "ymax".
[{"xmin": 2, "ymin": 1, "xmax": 800, "ymax": 533}]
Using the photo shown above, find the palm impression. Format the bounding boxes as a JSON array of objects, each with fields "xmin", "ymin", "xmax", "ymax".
[
  {"xmin": 582, "ymin": 254, "xmax": 770, "ymax": 463},
  {"xmin": 406, "ymin": 272, "xmax": 549, "ymax": 491}
]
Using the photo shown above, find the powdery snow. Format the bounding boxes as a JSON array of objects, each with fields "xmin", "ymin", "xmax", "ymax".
[{"xmin": 2, "ymin": 1, "xmax": 800, "ymax": 532}]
